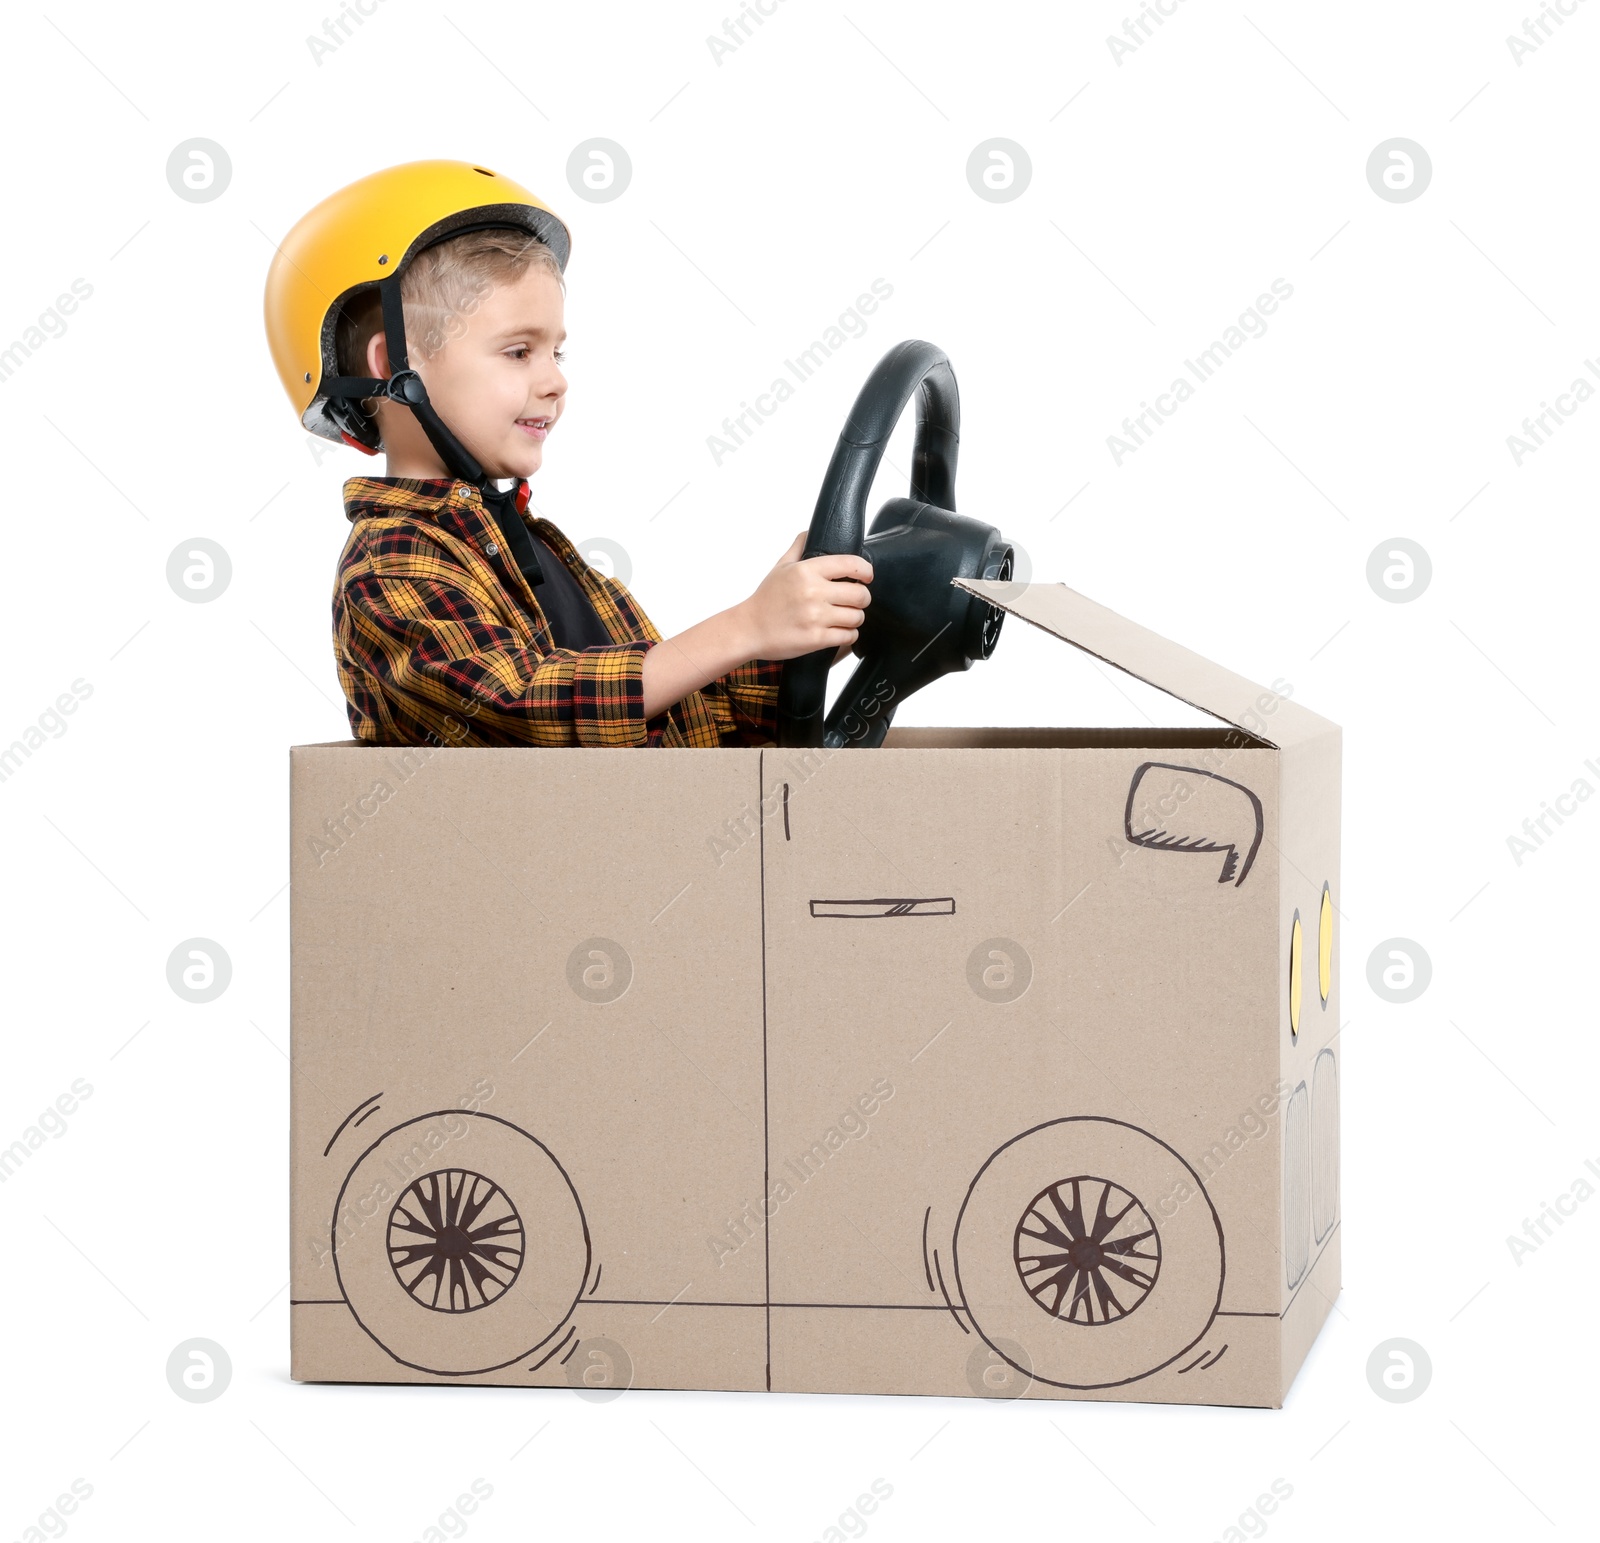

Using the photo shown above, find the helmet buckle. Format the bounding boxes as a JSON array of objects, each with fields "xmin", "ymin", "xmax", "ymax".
[{"xmin": 383, "ymin": 369, "xmax": 428, "ymax": 407}]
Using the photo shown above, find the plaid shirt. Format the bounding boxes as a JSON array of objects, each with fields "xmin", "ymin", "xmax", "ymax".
[{"xmin": 333, "ymin": 477, "xmax": 782, "ymax": 748}]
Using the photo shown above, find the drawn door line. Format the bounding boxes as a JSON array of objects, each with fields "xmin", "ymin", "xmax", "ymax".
[{"xmin": 810, "ymin": 897, "xmax": 956, "ymax": 918}]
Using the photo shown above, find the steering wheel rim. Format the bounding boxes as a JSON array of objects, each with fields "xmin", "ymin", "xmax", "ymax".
[{"xmin": 776, "ymin": 340, "xmax": 960, "ymax": 747}]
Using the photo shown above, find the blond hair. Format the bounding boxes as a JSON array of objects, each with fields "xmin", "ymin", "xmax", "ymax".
[{"xmin": 335, "ymin": 228, "xmax": 564, "ymax": 432}]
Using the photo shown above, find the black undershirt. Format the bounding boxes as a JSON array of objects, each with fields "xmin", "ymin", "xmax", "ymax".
[
  {"xmin": 523, "ymin": 527, "xmax": 612, "ymax": 651},
  {"xmin": 480, "ymin": 486, "xmax": 612, "ymax": 651}
]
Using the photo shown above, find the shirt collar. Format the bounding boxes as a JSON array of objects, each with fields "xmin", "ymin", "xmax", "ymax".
[
  {"xmin": 342, "ymin": 475, "xmax": 540, "ymax": 557},
  {"xmin": 340, "ymin": 474, "xmax": 593, "ymax": 593},
  {"xmin": 343, "ymin": 475, "xmax": 474, "ymax": 525}
]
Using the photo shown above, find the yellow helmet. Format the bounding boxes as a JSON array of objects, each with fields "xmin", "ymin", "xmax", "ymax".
[{"xmin": 263, "ymin": 158, "xmax": 571, "ymax": 472}]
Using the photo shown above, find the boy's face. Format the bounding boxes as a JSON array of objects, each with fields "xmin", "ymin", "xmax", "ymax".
[{"xmin": 369, "ymin": 264, "xmax": 567, "ymax": 481}]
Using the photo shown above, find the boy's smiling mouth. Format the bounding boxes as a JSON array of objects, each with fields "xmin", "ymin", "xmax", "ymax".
[{"xmin": 517, "ymin": 415, "xmax": 553, "ymax": 440}]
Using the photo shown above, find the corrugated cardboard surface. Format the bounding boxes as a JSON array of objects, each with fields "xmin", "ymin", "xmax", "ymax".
[
  {"xmin": 291, "ymin": 748, "xmax": 769, "ymax": 1387},
  {"xmin": 759, "ymin": 742, "xmax": 1280, "ymax": 1403},
  {"xmin": 952, "ymin": 579, "xmax": 1337, "ymax": 750},
  {"xmin": 289, "ymin": 582, "xmax": 1341, "ymax": 1407},
  {"xmin": 1275, "ymin": 727, "xmax": 1344, "ymax": 1400}
]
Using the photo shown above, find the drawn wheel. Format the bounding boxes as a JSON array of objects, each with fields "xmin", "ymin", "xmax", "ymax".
[
  {"xmin": 333, "ymin": 1112, "xmax": 589, "ymax": 1376},
  {"xmin": 388, "ymin": 1169, "xmax": 524, "ymax": 1313},
  {"xmin": 1014, "ymin": 1176, "xmax": 1160, "ymax": 1325},
  {"xmin": 954, "ymin": 1117, "xmax": 1223, "ymax": 1389}
]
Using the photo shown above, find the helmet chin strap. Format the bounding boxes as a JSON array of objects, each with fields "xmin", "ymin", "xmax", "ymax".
[
  {"xmin": 375, "ymin": 275, "xmax": 485, "ymax": 486},
  {"xmin": 321, "ymin": 274, "xmax": 544, "ymax": 586}
]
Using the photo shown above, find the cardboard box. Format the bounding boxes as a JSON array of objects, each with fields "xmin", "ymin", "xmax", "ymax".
[{"xmin": 289, "ymin": 579, "xmax": 1341, "ymax": 1407}]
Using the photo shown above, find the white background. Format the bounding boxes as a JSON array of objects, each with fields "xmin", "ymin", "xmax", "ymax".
[{"xmin": 2, "ymin": 1, "xmax": 1596, "ymax": 1539}]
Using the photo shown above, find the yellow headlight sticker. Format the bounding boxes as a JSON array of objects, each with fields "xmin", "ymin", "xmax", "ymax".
[
  {"xmin": 1289, "ymin": 910, "xmax": 1303, "ymax": 1041},
  {"xmin": 1319, "ymin": 882, "xmax": 1333, "ymax": 1007}
]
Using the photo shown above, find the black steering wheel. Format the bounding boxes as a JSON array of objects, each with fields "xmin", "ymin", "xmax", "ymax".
[{"xmin": 776, "ymin": 340, "xmax": 959, "ymax": 747}]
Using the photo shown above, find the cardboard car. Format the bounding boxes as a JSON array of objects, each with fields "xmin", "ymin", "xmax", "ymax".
[{"xmin": 288, "ymin": 577, "xmax": 1341, "ymax": 1407}]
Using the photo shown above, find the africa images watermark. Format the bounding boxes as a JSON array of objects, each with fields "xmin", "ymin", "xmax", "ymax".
[
  {"xmin": 1106, "ymin": 0, "xmax": 1194, "ymax": 65},
  {"xmin": 13, "ymin": 1477, "xmax": 94, "ymax": 1543},
  {"xmin": 1159, "ymin": 1078, "xmax": 1294, "ymax": 1217},
  {"xmin": 1504, "ymin": 753, "xmax": 1600, "ymax": 865},
  {"xmin": 1207, "ymin": 1479, "xmax": 1294, "ymax": 1543},
  {"xmin": 706, "ymin": 279, "xmax": 895, "ymax": 466},
  {"xmin": 808, "ymin": 1479, "xmax": 895, "ymax": 1543},
  {"xmin": 1505, "ymin": 1153, "xmax": 1600, "ymax": 1265},
  {"xmin": 0, "ymin": 1078, "xmax": 94, "ymax": 1186},
  {"xmin": 406, "ymin": 1479, "xmax": 494, "ymax": 1543},
  {"xmin": 709, "ymin": 1077, "xmax": 895, "ymax": 1265},
  {"xmin": 312, "ymin": 1077, "xmax": 497, "ymax": 1270},
  {"xmin": 304, "ymin": 0, "xmax": 395, "ymax": 64},
  {"xmin": 1107, "ymin": 279, "xmax": 1294, "ymax": 464},
  {"xmin": 308, "ymin": 689, "xmax": 488, "ymax": 866},
  {"xmin": 705, "ymin": 0, "xmax": 792, "ymax": 64},
  {"xmin": 1, "ymin": 677, "xmax": 94, "ymax": 787},
  {"xmin": 1506, "ymin": 0, "xmax": 1592, "ymax": 65},
  {"xmin": 704, "ymin": 673, "xmax": 901, "ymax": 868},
  {"xmin": 1102, "ymin": 678, "xmax": 1294, "ymax": 878},
  {"xmin": 1505, "ymin": 355, "xmax": 1600, "ymax": 465},
  {"xmin": 0, "ymin": 278, "xmax": 93, "ymax": 386}
]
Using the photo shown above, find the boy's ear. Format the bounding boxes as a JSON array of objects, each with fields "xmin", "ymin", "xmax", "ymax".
[{"xmin": 364, "ymin": 330, "xmax": 391, "ymax": 380}]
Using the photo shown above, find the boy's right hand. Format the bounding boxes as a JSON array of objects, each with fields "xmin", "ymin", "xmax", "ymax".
[{"xmin": 737, "ymin": 531, "xmax": 873, "ymax": 664}]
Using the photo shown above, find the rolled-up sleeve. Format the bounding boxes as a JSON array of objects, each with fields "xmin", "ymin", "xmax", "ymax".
[
  {"xmin": 338, "ymin": 569, "xmax": 653, "ymax": 747},
  {"xmin": 701, "ymin": 657, "xmax": 783, "ymax": 747}
]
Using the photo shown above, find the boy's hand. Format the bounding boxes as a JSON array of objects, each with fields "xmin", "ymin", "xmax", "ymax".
[
  {"xmin": 737, "ymin": 531, "xmax": 873, "ymax": 665},
  {"xmin": 640, "ymin": 532, "xmax": 872, "ymax": 720}
]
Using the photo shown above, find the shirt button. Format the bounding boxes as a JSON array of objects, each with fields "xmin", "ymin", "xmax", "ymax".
[
  {"xmin": 484, "ymin": 541, "xmax": 499, "ymax": 556},
  {"xmin": 456, "ymin": 485, "xmax": 476, "ymax": 500}
]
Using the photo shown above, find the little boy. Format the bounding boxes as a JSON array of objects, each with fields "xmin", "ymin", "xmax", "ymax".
[{"xmin": 263, "ymin": 159, "xmax": 871, "ymax": 748}]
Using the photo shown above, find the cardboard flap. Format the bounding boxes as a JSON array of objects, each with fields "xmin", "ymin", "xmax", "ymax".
[{"xmin": 955, "ymin": 578, "xmax": 1337, "ymax": 749}]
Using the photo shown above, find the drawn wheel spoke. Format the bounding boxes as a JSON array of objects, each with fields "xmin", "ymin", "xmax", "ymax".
[
  {"xmin": 1013, "ymin": 1176, "xmax": 1161, "ymax": 1325},
  {"xmin": 387, "ymin": 1169, "xmax": 525, "ymax": 1314}
]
